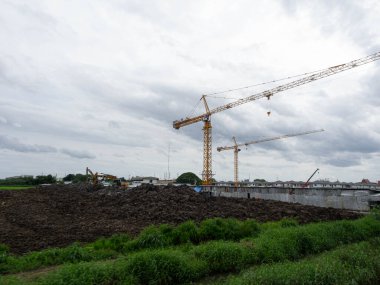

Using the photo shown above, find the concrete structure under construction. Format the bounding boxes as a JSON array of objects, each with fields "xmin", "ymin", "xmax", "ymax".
[{"xmin": 203, "ymin": 185, "xmax": 380, "ymax": 212}]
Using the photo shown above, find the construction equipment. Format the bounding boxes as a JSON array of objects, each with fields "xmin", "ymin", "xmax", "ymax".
[
  {"xmin": 217, "ymin": 129, "xmax": 324, "ymax": 187},
  {"xmin": 114, "ymin": 178, "xmax": 129, "ymax": 189},
  {"xmin": 173, "ymin": 51, "xmax": 380, "ymax": 185},
  {"xmin": 302, "ymin": 168, "xmax": 320, "ymax": 188},
  {"xmin": 86, "ymin": 167, "xmax": 117, "ymax": 188}
]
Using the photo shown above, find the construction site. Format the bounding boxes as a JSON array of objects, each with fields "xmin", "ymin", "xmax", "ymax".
[
  {"xmin": 1, "ymin": 52, "xmax": 380, "ymax": 257},
  {"xmin": 2, "ymin": 1, "xmax": 380, "ymax": 283},
  {"xmin": 0, "ymin": 183, "xmax": 361, "ymax": 254}
]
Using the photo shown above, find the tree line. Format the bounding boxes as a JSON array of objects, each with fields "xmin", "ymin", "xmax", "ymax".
[{"xmin": 0, "ymin": 175, "xmax": 56, "ymax": 186}]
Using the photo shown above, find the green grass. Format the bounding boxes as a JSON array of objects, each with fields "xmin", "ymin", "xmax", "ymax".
[
  {"xmin": 0, "ymin": 185, "xmax": 34, "ymax": 191},
  {"xmin": 0, "ymin": 243, "xmax": 117, "ymax": 274},
  {"xmin": 213, "ymin": 238, "xmax": 380, "ymax": 285},
  {"xmin": 1, "ymin": 213, "xmax": 379, "ymax": 284}
]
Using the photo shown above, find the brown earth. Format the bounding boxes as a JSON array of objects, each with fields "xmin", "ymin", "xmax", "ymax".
[{"xmin": 0, "ymin": 184, "xmax": 361, "ymax": 254}]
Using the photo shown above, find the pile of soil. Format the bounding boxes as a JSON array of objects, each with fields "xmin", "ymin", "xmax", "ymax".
[{"xmin": 0, "ymin": 184, "xmax": 361, "ymax": 254}]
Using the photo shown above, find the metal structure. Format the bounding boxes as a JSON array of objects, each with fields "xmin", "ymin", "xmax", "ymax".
[
  {"xmin": 302, "ymin": 168, "xmax": 320, "ymax": 188},
  {"xmin": 86, "ymin": 167, "xmax": 117, "ymax": 187},
  {"xmin": 173, "ymin": 51, "xmax": 380, "ymax": 185},
  {"xmin": 217, "ymin": 129, "xmax": 324, "ymax": 187}
]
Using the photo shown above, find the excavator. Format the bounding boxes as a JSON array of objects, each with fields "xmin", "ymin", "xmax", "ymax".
[{"xmin": 86, "ymin": 167, "xmax": 127, "ymax": 189}]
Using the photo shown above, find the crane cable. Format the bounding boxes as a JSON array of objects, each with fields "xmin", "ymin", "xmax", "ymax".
[
  {"xmin": 187, "ymin": 66, "xmax": 334, "ymax": 115},
  {"xmin": 203, "ymin": 67, "xmax": 328, "ymax": 98},
  {"xmin": 185, "ymin": 97, "xmax": 203, "ymax": 119}
]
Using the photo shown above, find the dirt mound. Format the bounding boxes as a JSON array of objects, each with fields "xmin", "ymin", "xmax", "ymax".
[{"xmin": 0, "ymin": 184, "xmax": 361, "ymax": 254}]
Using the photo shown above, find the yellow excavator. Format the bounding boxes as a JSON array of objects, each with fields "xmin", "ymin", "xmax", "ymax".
[{"xmin": 86, "ymin": 167, "xmax": 126, "ymax": 188}]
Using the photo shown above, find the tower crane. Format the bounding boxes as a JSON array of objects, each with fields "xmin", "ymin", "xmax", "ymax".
[
  {"xmin": 217, "ymin": 129, "xmax": 324, "ymax": 187},
  {"xmin": 173, "ymin": 51, "xmax": 380, "ymax": 185}
]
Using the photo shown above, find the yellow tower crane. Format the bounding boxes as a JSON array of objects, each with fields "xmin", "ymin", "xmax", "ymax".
[
  {"xmin": 217, "ymin": 129, "xmax": 325, "ymax": 187},
  {"xmin": 173, "ymin": 51, "xmax": 380, "ymax": 185}
]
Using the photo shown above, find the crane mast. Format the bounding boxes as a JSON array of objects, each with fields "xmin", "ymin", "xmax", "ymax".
[
  {"xmin": 173, "ymin": 51, "xmax": 380, "ymax": 185},
  {"xmin": 217, "ymin": 129, "xmax": 324, "ymax": 187},
  {"xmin": 232, "ymin": 136, "xmax": 240, "ymax": 188}
]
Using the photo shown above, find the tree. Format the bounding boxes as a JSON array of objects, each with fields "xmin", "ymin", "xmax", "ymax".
[
  {"xmin": 176, "ymin": 172, "xmax": 202, "ymax": 185},
  {"xmin": 63, "ymin": 173, "xmax": 87, "ymax": 183},
  {"xmin": 63, "ymin": 174, "xmax": 75, "ymax": 182},
  {"xmin": 34, "ymin": 174, "xmax": 56, "ymax": 184},
  {"xmin": 73, "ymin": 174, "xmax": 87, "ymax": 183}
]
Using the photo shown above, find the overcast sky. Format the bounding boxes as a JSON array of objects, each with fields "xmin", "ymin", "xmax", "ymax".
[{"xmin": 1, "ymin": 0, "xmax": 380, "ymax": 182}]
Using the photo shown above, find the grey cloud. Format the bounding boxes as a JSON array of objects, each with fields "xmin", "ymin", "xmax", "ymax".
[
  {"xmin": 108, "ymin": 121, "xmax": 120, "ymax": 129},
  {"xmin": 325, "ymin": 157, "xmax": 360, "ymax": 167},
  {"xmin": 0, "ymin": 116, "xmax": 7, "ymax": 124},
  {"xmin": 363, "ymin": 67, "xmax": 380, "ymax": 106},
  {"xmin": 280, "ymin": 1, "xmax": 377, "ymax": 50},
  {"xmin": 0, "ymin": 135, "xmax": 95, "ymax": 159},
  {"xmin": 0, "ymin": 135, "xmax": 57, "ymax": 153},
  {"xmin": 60, "ymin": 148, "xmax": 96, "ymax": 159}
]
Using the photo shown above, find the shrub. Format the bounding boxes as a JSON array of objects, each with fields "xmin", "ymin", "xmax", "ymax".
[
  {"xmin": 124, "ymin": 225, "xmax": 171, "ymax": 251},
  {"xmin": 37, "ymin": 261, "xmax": 137, "ymax": 285},
  {"xmin": 253, "ymin": 216, "xmax": 380, "ymax": 263},
  {"xmin": 191, "ymin": 241, "xmax": 247, "ymax": 273},
  {"xmin": 123, "ymin": 249, "xmax": 207, "ymax": 285},
  {"xmin": 199, "ymin": 218, "xmax": 244, "ymax": 241},
  {"xmin": 0, "ymin": 243, "xmax": 9, "ymax": 263},
  {"xmin": 169, "ymin": 220, "xmax": 200, "ymax": 245},
  {"xmin": 279, "ymin": 217, "xmax": 299, "ymax": 228},
  {"xmin": 0, "ymin": 243, "xmax": 115, "ymax": 274},
  {"xmin": 223, "ymin": 239, "xmax": 380, "ymax": 285},
  {"xmin": 239, "ymin": 219, "xmax": 260, "ymax": 238},
  {"xmin": 91, "ymin": 233, "xmax": 131, "ymax": 252}
]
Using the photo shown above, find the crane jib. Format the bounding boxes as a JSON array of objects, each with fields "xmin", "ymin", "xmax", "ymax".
[{"xmin": 173, "ymin": 51, "xmax": 380, "ymax": 129}]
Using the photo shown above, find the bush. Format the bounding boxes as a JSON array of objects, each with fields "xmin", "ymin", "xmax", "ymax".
[
  {"xmin": 253, "ymin": 216, "xmax": 380, "ymax": 263},
  {"xmin": 123, "ymin": 249, "xmax": 207, "ymax": 285},
  {"xmin": 191, "ymin": 241, "xmax": 247, "ymax": 273},
  {"xmin": 124, "ymin": 225, "xmax": 171, "ymax": 252},
  {"xmin": 169, "ymin": 220, "xmax": 200, "ymax": 245},
  {"xmin": 199, "ymin": 218, "xmax": 243, "ymax": 241},
  {"xmin": 0, "ymin": 243, "xmax": 116, "ymax": 274},
  {"xmin": 0, "ymin": 243, "xmax": 9, "ymax": 263},
  {"xmin": 90, "ymin": 233, "xmax": 131, "ymax": 252},
  {"xmin": 222, "ymin": 239, "xmax": 380, "ymax": 285},
  {"xmin": 239, "ymin": 219, "xmax": 260, "ymax": 237},
  {"xmin": 279, "ymin": 217, "xmax": 299, "ymax": 228},
  {"xmin": 37, "ymin": 261, "xmax": 137, "ymax": 285}
]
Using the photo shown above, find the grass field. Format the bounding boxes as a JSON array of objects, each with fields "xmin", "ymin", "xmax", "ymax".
[
  {"xmin": 1, "ymin": 211, "xmax": 379, "ymax": 284},
  {"xmin": 0, "ymin": 186, "xmax": 34, "ymax": 191}
]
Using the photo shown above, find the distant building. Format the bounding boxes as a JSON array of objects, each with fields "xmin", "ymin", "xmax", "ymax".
[
  {"xmin": 129, "ymin": 176, "xmax": 159, "ymax": 187},
  {"xmin": 6, "ymin": 175, "xmax": 33, "ymax": 179},
  {"xmin": 214, "ymin": 179, "xmax": 380, "ymax": 190}
]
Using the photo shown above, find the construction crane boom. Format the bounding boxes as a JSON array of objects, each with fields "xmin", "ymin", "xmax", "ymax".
[
  {"xmin": 217, "ymin": 129, "xmax": 324, "ymax": 187},
  {"xmin": 173, "ymin": 51, "xmax": 380, "ymax": 129},
  {"xmin": 302, "ymin": 168, "xmax": 320, "ymax": 188},
  {"xmin": 173, "ymin": 51, "xmax": 380, "ymax": 185},
  {"xmin": 217, "ymin": 129, "xmax": 324, "ymax": 152}
]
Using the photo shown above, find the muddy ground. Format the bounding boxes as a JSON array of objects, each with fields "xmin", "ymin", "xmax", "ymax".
[{"xmin": 0, "ymin": 184, "xmax": 361, "ymax": 254}]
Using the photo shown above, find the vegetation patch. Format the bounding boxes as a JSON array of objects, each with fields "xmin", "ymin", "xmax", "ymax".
[
  {"xmin": 217, "ymin": 238, "xmax": 380, "ymax": 285},
  {"xmin": 0, "ymin": 243, "xmax": 116, "ymax": 274},
  {"xmin": 0, "ymin": 186, "xmax": 34, "ymax": 191},
  {"xmin": 2, "ymin": 214, "xmax": 380, "ymax": 284}
]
